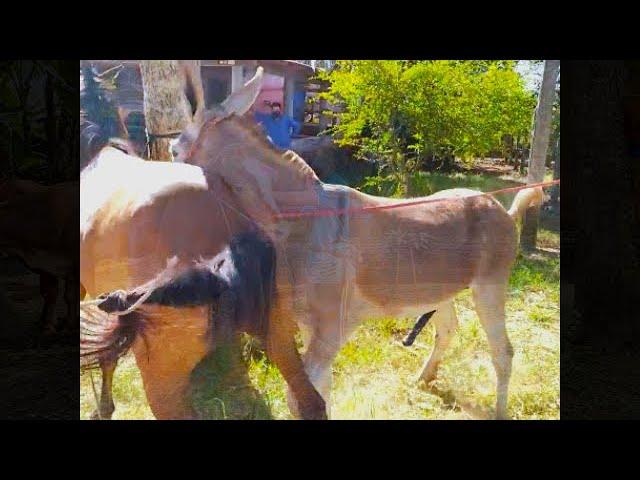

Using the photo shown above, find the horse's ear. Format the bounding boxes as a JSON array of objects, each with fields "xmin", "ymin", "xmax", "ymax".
[
  {"xmin": 180, "ymin": 60, "xmax": 205, "ymax": 122},
  {"xmin": 221, "ymin": 66, "xmax": 264, "ymax": 117}
]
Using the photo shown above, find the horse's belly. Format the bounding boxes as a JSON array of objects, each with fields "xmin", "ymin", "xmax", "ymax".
[
  {"xmin": 354, "ymin": 240, "xmax": 475, "ymax": 311},
  {"xmin": 353, "ymin": 282, "xmax": 463, "ymax": 316}
]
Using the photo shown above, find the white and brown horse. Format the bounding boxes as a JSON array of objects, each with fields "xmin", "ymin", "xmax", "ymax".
[
  {"xmin": 171, "ymin": 66, "xmax": 543, "ymax": 419},
  {"xmin": 81, "ymin": 230, "xmax": 279, "ymax": 421},
  {"xmin": 80, "ymin": 69, "xmax": 325, "ymax": 419},
  {"xmin": 84, "ymin": 65, "xmax": 541, "ymax": 419}
]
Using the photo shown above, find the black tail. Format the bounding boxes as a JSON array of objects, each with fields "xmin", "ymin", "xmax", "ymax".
[
  {"xmin": 80, "ymin": 304, "xmax": 145, "ymax": 370},
  {"xmin": 84, "ymin": 231, "xmax": 277, "ymax": 363}
]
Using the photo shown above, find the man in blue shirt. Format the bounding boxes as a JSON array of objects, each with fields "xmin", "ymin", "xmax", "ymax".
[{"xmin": 254, "ymin": 101, "xmax": 302, "ymax": 150}]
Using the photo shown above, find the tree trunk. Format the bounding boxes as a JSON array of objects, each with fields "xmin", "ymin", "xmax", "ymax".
[
  {"xmin": 521, "ymin": 60, "xmax": 560, "ymax": 251},
  {"xmin": 550, "ymin": 134, "xmax": 560, "ymax": 205},
  {"xmin": 319, "ymin": 97, "xmax": 330, "ymax": 131},
  {"xmin": 139, "ymin": 61, "xmax": 194, "ymax": 161}
]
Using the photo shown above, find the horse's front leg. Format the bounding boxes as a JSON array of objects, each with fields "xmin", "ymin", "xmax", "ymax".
[
  {"xmin": 288, "ymin": 316, "xmax": 344, "ymax": 420},
  {"xmin": 289, "ymin": 283, "xmax": 356, "ymax": 419},
  {"xmin": 266, "ymin": 300, "xmax": 327, "ymax": 420}
]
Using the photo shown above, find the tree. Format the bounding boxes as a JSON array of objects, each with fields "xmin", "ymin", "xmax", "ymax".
[
  {"xmin": 320, "ymin": 60, "xmax": 536, "ymax": 186},
  {"xmin": 549, "ymin": 85, "xmax": 561, "ymax": 206},
  {"xmin": 1, "ymin": 60, "xmax": 77, "ymax": 182},
  {"xmin": 139, "ymin": 61, "xmax": 201, "ymax": 161},
  {"xmin": 520, "ymin": 60, "xmax": 560, "ymax": 251}
]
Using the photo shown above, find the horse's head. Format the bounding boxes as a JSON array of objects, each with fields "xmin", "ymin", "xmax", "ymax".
[
  {"xmin": 173, "ymin": 67, "xmax": 320, "ymax": 230},
  {"xmin": 170, "ymin": 66, "xmax": 265, "ymax": 164}
]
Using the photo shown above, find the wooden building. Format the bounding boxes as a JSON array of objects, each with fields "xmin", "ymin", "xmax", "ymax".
[{"xmin": 82, "ymin": 60, "xmax": 336, "ymax": 137}]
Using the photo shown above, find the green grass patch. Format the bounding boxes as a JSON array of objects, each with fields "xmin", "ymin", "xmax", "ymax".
[{"xmin": 360, "ymin": 170, "xmax": 524, "ymax": 208}]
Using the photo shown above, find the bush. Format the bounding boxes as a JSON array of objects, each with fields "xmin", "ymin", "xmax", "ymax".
[{"xmin": 319, "ymin": 60, "xmax": 536, "ymax": 176}]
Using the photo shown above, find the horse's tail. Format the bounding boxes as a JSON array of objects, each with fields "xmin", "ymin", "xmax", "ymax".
[
  {"xmin": 507, "ymin": 186, "xmax": 544, "ymax": 222},
  {"xmin": 80, "ymin": 231, "xmax": 278, "ymax": 371},
  {"xmin": 80, "ymin": 303, "xmax": 147, "ymax": 370}
]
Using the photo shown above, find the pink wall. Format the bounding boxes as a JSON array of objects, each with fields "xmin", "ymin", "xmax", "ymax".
[{"xmin": 254, "ymin": 73, "xmax": 284, "ymax": 114}]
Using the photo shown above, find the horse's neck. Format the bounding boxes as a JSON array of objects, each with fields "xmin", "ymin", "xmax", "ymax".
[{"xmin": 213, "ymin": 121, "xmax": 317, "ymax": 189}]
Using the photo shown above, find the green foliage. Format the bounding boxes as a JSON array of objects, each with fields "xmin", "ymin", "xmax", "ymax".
[
  {"xmin": 319, "ymin": 60, "xmax": 536, "ymax": 173},
  {"xmin": 360, "ymin": 170, "xmax": 524, "ymax": 205},
  {"xmin": 360, "ymin": 174, "xmax": 406, "ymax": 197}
]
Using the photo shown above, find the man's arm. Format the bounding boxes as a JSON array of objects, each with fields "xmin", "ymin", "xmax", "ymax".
[
  {"xmin": 254, "ymin": 111, "xmax": 270, "ymax": 124},
  {"xmin": 289, "ymin": 117, "xmax": 302, "ymax": 136}
]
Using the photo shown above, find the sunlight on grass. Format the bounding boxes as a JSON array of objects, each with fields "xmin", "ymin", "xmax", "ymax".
[{"xmin": 80, "ymin": 354, "xmax": 153, "ymax": 420}]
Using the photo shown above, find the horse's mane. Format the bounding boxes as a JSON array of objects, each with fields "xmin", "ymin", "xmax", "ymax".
[
  {"xmin": 236, "ymin": 115, "xmax": 321, "ymax": 185},
  {"xmin": 193, "ymin": 113, "xmax": 321, "ymax": 186}
]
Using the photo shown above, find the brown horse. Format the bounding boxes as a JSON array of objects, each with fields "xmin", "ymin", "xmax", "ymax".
[
  {"xmin": 0, "ymin": 176, "xmax": 79, "ymax": 338},
  {"xmin": 171, "ymin": 67, "xmax": 544, "ymax": 419},
  {"xmin": 81, "ymin": 230, "xmax": 279, "ymax": 421},
  {"xmin": 80, "ymin": 70, "xmax": 325, "ymax": 420}
]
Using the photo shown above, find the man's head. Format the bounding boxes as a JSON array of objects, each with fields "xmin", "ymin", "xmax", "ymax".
[{"xmin": 270, "ymin": 102, "xmax": 282, "ymax": 118}]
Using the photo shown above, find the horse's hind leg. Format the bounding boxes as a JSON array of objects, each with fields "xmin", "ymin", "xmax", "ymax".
[
  {"xmin": 90, "ymin": 358, "xmax": 117, "ymax": 420},
  {"xmin": 471, "ymin": 279, "xmax": 513, "ymax": 420},
  {"xmin": 419, "ymin": 301, "xmax": 459, "ymax": 385},
  {"xmin": 131, "ymin": 306, "xmax": 210, "ymax": 420}
]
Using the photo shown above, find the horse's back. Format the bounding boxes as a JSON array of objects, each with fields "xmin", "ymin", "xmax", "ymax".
[{"xmin": 80, "ymin": 147, "xmax": 208, "ymax": 238}]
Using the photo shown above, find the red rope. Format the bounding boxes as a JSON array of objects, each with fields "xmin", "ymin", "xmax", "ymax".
[{"xmin": 273, "ymin": 179, "xmax": 560, "ymax": 221}]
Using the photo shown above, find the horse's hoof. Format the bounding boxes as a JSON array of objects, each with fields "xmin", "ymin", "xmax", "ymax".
[
  {"xmin": 286, "ymin": 389, "xmax": 327, "ymax": 420},
  {"xmin": 89, "ymin": 407, "xmax": 114, "ymax": 420},
  {"xmin": 299, "ymin": 405, "xmax": 328, "ymax": 420},
  {"xmin": 300, "ymin": 394, "xmax": 328, "ymax": 420}
]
